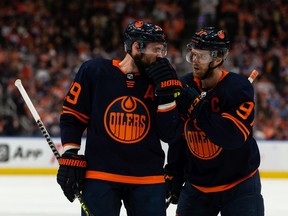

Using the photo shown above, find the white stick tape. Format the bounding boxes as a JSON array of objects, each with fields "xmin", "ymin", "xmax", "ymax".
[{"xmin": 14, "ymin": 79, "xmax": 40, "ymax": 121}]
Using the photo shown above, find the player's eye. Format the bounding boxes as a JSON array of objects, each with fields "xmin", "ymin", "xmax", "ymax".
[
  {"xmin": 186, "ymin": 51, "xmax": 212, "ymax": 63},
  {"xmin": 191, "ymin": 52, "xmax": 209, "ymax": 61},
  {"xmin": 151, "ymin": 47, "xmax": 167, "ymax": 56}
]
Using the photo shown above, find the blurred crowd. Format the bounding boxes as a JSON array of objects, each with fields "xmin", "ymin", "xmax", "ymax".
[{"xmin": 0, "ymin": 0, "xmax": 287, "ymax": 140}]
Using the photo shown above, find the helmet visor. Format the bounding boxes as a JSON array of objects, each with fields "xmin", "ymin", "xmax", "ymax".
[
  {"xmin": 186, "ymin": 50, "xmax": 213, "ymax": 64},
  {"xmin": 139, "ymin": 42, "xmax": 167, "ymax": 57}
]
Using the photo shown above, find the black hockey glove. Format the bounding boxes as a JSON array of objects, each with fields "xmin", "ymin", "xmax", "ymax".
[
  {"xmin": 177, "ymin": 85, "xmax": 205, "ymax": 119},
  {"xmin": 145, "ymin": 58, "xmax": 182, "ymax": 103},
  {"xmin": 164, "ymin": 167, "xmax": 184, "ymax": 205},
  {"xmin": 56, "ymin": 150, "xmax": 87, "ymax": 202}
]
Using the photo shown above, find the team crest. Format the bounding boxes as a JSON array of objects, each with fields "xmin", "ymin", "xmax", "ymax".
[
  {"xmin": 184, "ymin": 119, "xmax": 222, "ymax": 160},
  {"xmin": 104, "ymin": 96, "xmax": 150, "ymax": 144},
  {"xmin": 134, "ymin": 21, "xmax": 144, "ymax": 28}
]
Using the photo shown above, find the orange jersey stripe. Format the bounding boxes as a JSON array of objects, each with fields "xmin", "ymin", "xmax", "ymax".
[
  {"xmin": 85, "ymin": 170, "xmax": 165, "ymax": 184},
  {"xmin": 222, "ymin": 113, "xmax": 250, "ymax": 141},
  {"xmin": 62, "ymin": 106, "xmax": 89, "ymax": 123},
  {"xmin": 112, "ymin": 59, "xmax": 141, "ymax": 75},
  {"xmin": 221, "ymin": 113, "xmax": 250, "ymax": 135},
  {"xmin": 192, "ymin": 169, "xmax": 258, "ymax": 193},
  {"xmin": 62, "ymin": 110, "xmax": 89, "ymax": 123},
  {"xmin": 63, "ymin": 106, "xmax": 89, "ymax": 119}
]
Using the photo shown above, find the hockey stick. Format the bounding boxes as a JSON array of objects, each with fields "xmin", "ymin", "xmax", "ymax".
[
  {"xmin": 165, "ymin": 69, "xmax": 259, "ymax": 209},
  {"xmin": 248, "ymin": 69, "xmax": 259, "ymax": 83},
  {"xmin": 14, "ymin": 79, "xmax": 93, "ymax": 216}
]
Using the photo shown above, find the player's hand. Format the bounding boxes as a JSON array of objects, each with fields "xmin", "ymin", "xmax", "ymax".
[
  {"xmin": 145, "ymin": 58, "xmax": 182, "ymax": 103},
  {"xmin": 164, "ymin": 167, "xmax": 184, "ymax": 205},
  {"xmin": 56, "ymin": 150, "xmax": 87, "ymax": 202},
  {"xmin": 177, "ymin": 85, "xmax": 204, "ymax": 119}
]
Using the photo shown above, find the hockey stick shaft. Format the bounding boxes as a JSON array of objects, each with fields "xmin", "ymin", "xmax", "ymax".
[
  {"xmin": 14, "ymin": 79, "xmax": 93, "ymax": 216},
  {"xmin": 14, "ymin": 79, "xmax": 61, "ymax": 160},
  {"xmin": 165, "ymin": 69, "xmax": 259, "ymax": 209}
]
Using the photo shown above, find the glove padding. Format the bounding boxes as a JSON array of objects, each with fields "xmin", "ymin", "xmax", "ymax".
[
  {"xmin": 57, "ymin": 150, "xmax": 87, "ymax": 202},
  {"xmin": 145, "ymin": 58, "xmax": 182, "ymax": 102},
  {"xmin": 177, "ymin": 85, "xmax": 205, "ymax": 119},
  {"xmin": 164, "ymin": 169, "xmax": 184, "ymax": 205}
]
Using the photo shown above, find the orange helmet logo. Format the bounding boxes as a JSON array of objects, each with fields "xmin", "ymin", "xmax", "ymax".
[
  {"xmin": 134, "ymin": 21, "xmax": 144, "ymax": 28},
  {"xmin": 104, "ymin": 96, "xmax": 150, "ymax": 144},
  {"xmin": 184, "ymin": 119, "xmax": 222, "ymax": 160},
  {"xmin": 218, "ymin": 30, "xmax": 225, "ymax": 39}
]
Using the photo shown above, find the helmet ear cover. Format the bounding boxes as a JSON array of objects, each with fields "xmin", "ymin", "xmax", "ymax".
[{"xmin": 123, "ymin": 20, "xmax": 167, "ymax": 54}]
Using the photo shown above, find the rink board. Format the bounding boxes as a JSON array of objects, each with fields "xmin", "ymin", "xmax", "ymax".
[{"xmin": 0, "ymin": 137, "xmax": 287, "ymax": 178}]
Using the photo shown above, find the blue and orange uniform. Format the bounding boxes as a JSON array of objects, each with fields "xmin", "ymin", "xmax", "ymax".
[
  {"xmin": 167, "ymin": 70, "xmax": 264, "ymax": 215},
  {"xmin": 60, "ymin": 57, "xmax": 181, "ymax": 215}
]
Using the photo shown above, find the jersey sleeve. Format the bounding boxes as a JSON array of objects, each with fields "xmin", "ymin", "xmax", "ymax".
[
  {"xmin": 196, "ymin": 80, "xmax": 255, "ymax": 149},
  {"xmin": 165, "ymin": 134, "xmax": 187, "ymax": 176},
  {"xmin": 60, "ymin": 60, "xmax": 94, "ymax": 151},
  {"xmin": 156, "ymin": 105, "xmax": 183, "ymax": 143}
]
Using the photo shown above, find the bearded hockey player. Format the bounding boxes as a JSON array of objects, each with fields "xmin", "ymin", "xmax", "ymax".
[{"xmin": 56, "ymin": 20, "xmax": 183, "ymax": 216}]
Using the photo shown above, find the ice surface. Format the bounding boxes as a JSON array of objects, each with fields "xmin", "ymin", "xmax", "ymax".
[{"xmin": 0, "ymin": 176, "xmax": 287, "ymax": 216}]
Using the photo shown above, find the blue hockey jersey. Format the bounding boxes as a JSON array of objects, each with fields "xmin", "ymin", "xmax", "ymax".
[
  {"xmin": 167, "ymin": 70, "xmax": 261, "ymax": 192},
  {"xmin": 60, "ymin": 57, "xmax": 182, "ymax": 184}
]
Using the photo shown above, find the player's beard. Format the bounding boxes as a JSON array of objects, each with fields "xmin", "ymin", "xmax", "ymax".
[
  {"xmin": 193, "ymin": 61, "xmax": 216, "ymax": 80},
  {"xmin": 133, "ymin": 53, "xmax": 151, "ymax": 74}
]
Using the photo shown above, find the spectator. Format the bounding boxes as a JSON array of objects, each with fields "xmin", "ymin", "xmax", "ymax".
[{"xmin": 0, "ymin": 0, "xmax": 287, "ymax": 139}]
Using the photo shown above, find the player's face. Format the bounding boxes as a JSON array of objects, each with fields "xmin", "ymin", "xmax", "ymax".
[
  {"xmin": 138, "ymin": 42, "xmax": 167, "ymax": 65},
  {"xmin": 186, "ymin": 49, "xmax": 213, "ymax": 79}
]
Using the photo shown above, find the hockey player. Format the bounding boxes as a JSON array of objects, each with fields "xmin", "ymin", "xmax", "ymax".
[
  {"xmin": 56, "ymin": 20, "xmax": 182, "ymax": 216},
  {"xmin": 165, "ymin": 27, "xmax": 265, "ymax": 215}
]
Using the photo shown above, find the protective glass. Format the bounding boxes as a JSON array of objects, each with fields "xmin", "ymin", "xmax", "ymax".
[
  {"xmin": 139, "ymin": 43, "xmax": 168, "ymax": 57},
  {"xmin": 186, "ymin": 50, "xmax": 213, "ymax": 64}
]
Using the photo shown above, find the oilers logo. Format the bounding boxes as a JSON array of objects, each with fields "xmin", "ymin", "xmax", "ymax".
[
  {"xmin": 104, "ymin": 96, "xmax": 150, "ymax": 144},
  {"xmin": 184, "ymin": 119, "xmax": 222, "ymax": 160}
]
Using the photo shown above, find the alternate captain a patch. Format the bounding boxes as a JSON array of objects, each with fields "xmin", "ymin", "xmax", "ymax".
[{"xmin": 104, "ymin": 96, "xmax": 150, "ymax": 144}]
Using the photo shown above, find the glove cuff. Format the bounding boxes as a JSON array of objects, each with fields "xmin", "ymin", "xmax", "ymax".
[
  {"xmin": 59, "ymin": 154, "xmax": 87, "ymax": 168},
  {"xmin": 158, "ymin": 101, "xmax": 176, "ymax": 111}
]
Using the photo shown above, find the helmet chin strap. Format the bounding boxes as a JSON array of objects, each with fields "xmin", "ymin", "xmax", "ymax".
[{"xmin": 201, "ymin": 59, "xmax": 223, "ymax": 80}]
